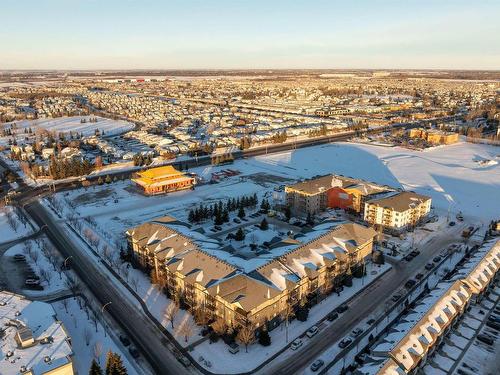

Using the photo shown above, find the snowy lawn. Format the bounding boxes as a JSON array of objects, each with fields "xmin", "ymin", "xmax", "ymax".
[
  {"xmin": 0, "ymin": 206, "xmax": 34, "ymax": 243},
  {"xmin": 52, "ymin": 297, "xmax": 140, "ymax": 375}
]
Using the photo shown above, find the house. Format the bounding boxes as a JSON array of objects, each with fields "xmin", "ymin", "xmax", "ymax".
[
  {"xmin": 363, "ymin": 192, "xmax": 431, "ymax": 233},
  {"xmin": 131, "ymin": 165, "xmax": 196, "ymax": 195},
  {"xmin": 42, "ymin": 148, "xmax": 55, "ymax": 160},
  {"xmin": 0, "ymin": 292, "xmax": 74, "ymax": 375}
]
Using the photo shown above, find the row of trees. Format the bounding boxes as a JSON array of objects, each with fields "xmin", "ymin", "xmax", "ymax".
[
  {"xmin": 187, "ymin": 194, "xmax": 259, "ymax": 224},
  {"xmin": 132, "ymin": 153, "xmax": 153, "ymax": 166},
  {"xmin": 48, "ymin": 156, "xmax": 95, "ymax": 179}
]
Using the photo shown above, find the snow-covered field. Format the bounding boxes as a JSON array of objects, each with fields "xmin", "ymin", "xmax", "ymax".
[
  {"xmin": 0, "ymin": 206, "xmax": 34, "ymax": 243},
  {"xmin": 1, "ymin": 115, "xmax": 134, "ymax": 142}
]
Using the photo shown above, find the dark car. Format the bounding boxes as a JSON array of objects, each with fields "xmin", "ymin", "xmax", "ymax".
[
  {"xmin": 405, "ymin": 279, "xmax": 416, "ymax": 289},
  {"xmin": 13, "ymin": 254, "xmax": 26, "ymax": 262},
  {"xmin": 433, "ymin": 256, "xmax": 442, "ymax": 263},
  {"xmin": 477, "ymin": 334, "xmax": 494, "ymax": 345},
  {"xmin": 425, "ymin": 263, "xmax": 434, "ymax": 270},
  {"xmin": 486, "ymin": 321, "xmax": 500, "ymax": 331},
  {"xmin": 367, "ymin": 318, "xmax": 376, "ymax": 325},
  {"xmin": 488, "ymin": 315, "xmax": 500, "ymax": 324},
  {"xmin": 128, "ymin": 347, "xmax": 140, "ymax": 358},
  {"xmin": 449, "ymin": 221, "xmax": 456, "ymax": 226},
  {"xmin": 119, "ymin": 335, "xmax": 131, "ymax": 347},
  {"xmin": 404, "ymin": 254, "xmax": 414, "ymax": 262},
  {"xmin": 336, "ymin": 304, "xmax": 349, "ymax": 313},
  {"xmin": 415, "ymin": 273, "xmax": 424, "ymax": 280},
  {"xmin": 327, "ymin": 312, "xmax": 339, "ymax": 321},
  {"xmin": 391, "ymin": 294, "xmax": 401, "ymax": 302}
]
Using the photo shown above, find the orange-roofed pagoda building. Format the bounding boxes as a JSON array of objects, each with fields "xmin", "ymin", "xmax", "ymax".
[{"xmin": 132, "ymin": 165, "xmax": 196, "ymax": 195}]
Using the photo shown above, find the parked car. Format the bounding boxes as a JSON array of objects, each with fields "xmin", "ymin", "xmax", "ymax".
[
  {"xmin": 290, "ymin": 338, "xmax": 303, "ymax": 350},
  {"xmin": 310, "ymin": 359, "xmax": 324, "ymax": 372},
  {"xmin": 350, "ymin": 328, "xmax": 364, "ymax": 339},
  {"xmin": 415, "ymin": 273, "xmax": 424, "ymax": 280},
  {"xmin": 233, "ymin": 218, "xmax": 241, "ymax": 224},
  {"xmin": 177, "ymin": 356, "xmax": 191, "ymax": 367},
  {"xmin": 433, "ymin": 256, "xmax": 442, "ymax": 263},
  {"xmin": 327, "ymin": 312, "xmax": 339, "ymax": 321},
  {"xmin": 119, "ymin": 335, "xmax": 131, "ymax": 347},
  {"xmin": 338, "ymin": 338, "xmax": 352, "ymax": 348},
  {"xmin": 477, "ymin": 334, "xmax": 494, "ymax": 345},
  {"xmin": 425, "ymin": 263, "xmax": 434, "ymax": 270},
  {"xmin": 367, "ymin": 318, "xmax": 376, "ymax": 325},
  {"xmin": 391, "ymin": 294, "xmax": 401, "ymax": 302},
  {"xmin": 488, "ymin": 315, "xmax": 500, "ymax": 324},
  {"xmin": 405, "ymin": 279, "xmax": 417, "ymax": 289},
  {"xmin": 13, "ymin": 254, "xmax": 26, "ymax": 262},
  {"xmin": 449, "ymin": 221, "xmax": 456, "ymax": 226},
  {"xmin": 25, "ymin": 279, "xmax": 40, "ymax": 286},
  {"xmin": 306, "ymin": 326, "xmax": 319, "ymax": 338},
  {"xmin": 404, "ymin": 254, "xmax": 414, "ymax": 262},
  {"xmin": 128, "ymin": 347, "xmax": 140, "ymax": 358},
  {"xmin": 336, "ymin": 304, "xmax": 349, "ymax": 313}
]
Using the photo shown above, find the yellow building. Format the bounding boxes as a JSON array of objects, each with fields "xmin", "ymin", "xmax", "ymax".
[
  {"xmin": 364, "ymin": 192, "xmax": 431, "ymax": 233},
  {"xmin": 409, "ymin": 128, "xmax": 459, "ymax": 145},
  {"xmin": 126, "ymin": 218, "xmax": 377, "ymax": 330},
  {"xmin": 132, "ymin": 165, "xmax": 195, "ymax": 195}
]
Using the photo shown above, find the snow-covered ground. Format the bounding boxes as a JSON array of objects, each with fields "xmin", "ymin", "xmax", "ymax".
[
  {"xmin": 52, "ymin": 297, "xmax": 140, "ymax": 375},
  {"xmin": 0, "ymin": 206, "xmax": 34, "ymax": 243},
  {"xmin": 1, "ymin": 116, "xmax": 134, "ymax": 144}
]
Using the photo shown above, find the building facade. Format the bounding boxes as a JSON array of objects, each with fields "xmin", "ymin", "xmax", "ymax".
[
  {"xmin": 132, "ymin": 165, "xmax": 195, "ymax": 195},
  {"xmin": 126, "ymin": 218, "xmax": 377, "ymax": 330},
  {"xmin": 364, "ymin": 192, "xmax": 431, "ymax": 233}
]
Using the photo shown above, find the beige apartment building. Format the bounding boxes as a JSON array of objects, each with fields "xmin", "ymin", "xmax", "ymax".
[
  {"xmin": 126, "ymin": 217, "xmax": 377, "ymax": 330},
  {"xmin": 409, "ymin": 128, "xmax": 459, "ymax": 145},
  {"xmin": 364, "ymin": 192, "xmax": 431, "ymax": 233},
  {"xmin": 285, "ymin": 175, "xmax": 393, "ymax": 218}
]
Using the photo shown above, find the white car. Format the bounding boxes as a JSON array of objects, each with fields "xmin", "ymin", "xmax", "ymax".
[
  {"xmin": 306, "ymin": 326, "xmax": 319, "ymax": 338},
  {"xmin": 350, "ymin": 327, "xmax": 364, "ymax": 339},
  {"xmin": 290, "ymin": 338, "xmax": 303, "ymax": 350}
]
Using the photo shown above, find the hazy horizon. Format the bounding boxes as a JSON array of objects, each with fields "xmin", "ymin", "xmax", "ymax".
[{"xmin": 1, "ymin": 0, "xmax": 499, "ymax": 70}]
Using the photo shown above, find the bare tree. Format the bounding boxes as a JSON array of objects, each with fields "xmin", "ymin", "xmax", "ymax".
[
  {"xmin": 237, "ymin": 325, "xmax": 255, "ymax": 352},
  {"xmin": 121, "ymin": 264, "xmax": 130, "ymax": 282},
  {"xmin": 83, "ymin": 327, "xmax": 92, "ymax": 346},
  {"xmin": 90, "ymin": 310, "xmax": 99, "ymax": 332},
  {"xmin": 40, "ymin": 268, "xmax": 52, "ymax": 286},
  {"xmin": 130, "ymin": 276, "xmax": 139, "ymax": 292},
  {"xmin": 60, "ymin": 299, "xmax": 69, "ymax": 313},
  {"xmin": 211, "ymin": 318, "xmax": 227, "ymax": 336},
  {"xmin": 164, "ymin": 303, "xmax": 179, "ymax": 329},
  {"xmin": 29, "ymin": 250, "xmax": 39, "ymax": 265},
  {"xmin": 194, "ymin": 306, "xmax": 210, "ymax": 327},
  {"xmin": 93, "ymin": 341, "xmax": 103, "ymax": 364},
  {"xmin": 177, "ymin": 315, "xmax": 195, "ymax": 343},
  {"xmin": 65, "ymin": 275, "xmax": 80, "ymax": 297},
  {"xmin": 22, "ymin": 241, "xmax": 32, "ymax": 255}
]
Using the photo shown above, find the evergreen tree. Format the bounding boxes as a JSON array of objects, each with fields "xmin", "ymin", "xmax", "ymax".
[
  {"xmin": 214, "ymin": 210, "xmax": 224, "ymax": 226},
  {"xmin": 105, "ymin": 351, "xmax": 128, "ymax": 375},
  {"xmin": 258, "ymin": 328, "xmax": 271, "ymax": 346},
  {"xmin": 188, "ymin": 209, "xmax": 195, "ymax": 223},
  {"xmin": 222, "ymin": 209, "xmax": 229, "ymax": 223},
  {"xmin": 105, "ymin": 175, "xmax": 112, "ymax": 184},
  {"xmin": 89, "ymin": 359, "xmax": 103, "ymax": 375},
  {"xmin": 238, "ymin": 206, "xmax": 245, "ymax": 219},
  {"xmin": 260, "ymin": 218, "xmax": 269, "ymax": 231},
  {"xmin": 97, "ymin": 176, "xmax": 104, "ymax": 185},
  {"xmin": 235, "ymin": 228, "xmax": 245, "ymax": 241}
]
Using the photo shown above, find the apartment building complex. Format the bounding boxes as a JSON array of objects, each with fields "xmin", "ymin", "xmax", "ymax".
[
  {"xmin": 409, "ymin": 128, "xmax": 459, "ymax": 145},
  {"xmin": 355, "ymin": 239, "xmax": 500, "ymax": 375},
  {"xmin": 126, "ymin": 217, "xmax": 377, "ymax": 330},
  {"xmin": 132, "ymin": 165, "xmax": 195, "ymax": 195},
  {"xmin": 285, "ymin": 174, "xmax": 393, "ymax": 217},
  {"xmin": 363, "ymin": 192, "xmax": 431, "ymax": 233}
]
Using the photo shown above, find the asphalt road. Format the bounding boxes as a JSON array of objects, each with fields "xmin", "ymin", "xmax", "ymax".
[
  {"xmin": 261, "ymin": 222, "xmax": 469, "ymax": 375},
  {"xmin": 24, "ymin": 200, "xmax": 193, "ymax": 375}
]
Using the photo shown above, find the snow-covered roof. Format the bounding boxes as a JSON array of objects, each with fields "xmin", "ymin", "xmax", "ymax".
[{"xmin": 0, "ymin": 292, "xmax": 73, "ymax": 375}]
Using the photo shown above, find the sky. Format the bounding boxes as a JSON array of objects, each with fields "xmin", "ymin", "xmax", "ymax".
[{"xmin": 1, "ymin": 0, "xmax": 499, "ymax": 70}]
